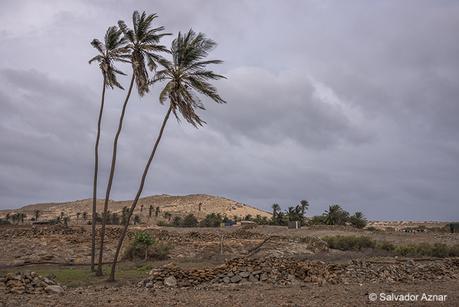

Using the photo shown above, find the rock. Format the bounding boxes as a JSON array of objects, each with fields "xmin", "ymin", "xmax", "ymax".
[
  {"xmin": 164, "ymin": 276, "xmax": 177, "ymax": 287},
  {"xmin": 239, "ymin": 271, "xmax": 250, "ymax": 278},
  {"xmin": 230, "ymin": 275, "xmax": 241, "ymax": 283},
  {"xmin": 223, "ymin": 277, "xmax": 230, "ymax": 284},
  {"xmin": 145, "ymin": 282, "xmax": 154, "ymax": 288},
  {"xmin": 45, "ymin": 285, "xmax": 64, "ymax": 294}
]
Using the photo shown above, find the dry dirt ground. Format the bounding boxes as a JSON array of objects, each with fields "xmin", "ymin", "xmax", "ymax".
[
  {"xmin": 1, "ymin": 224, "xmax": 458, "ymax": 306},
  {"xmin": 2, "ymin": 280, "xmax": 458, "ymax": 307}
]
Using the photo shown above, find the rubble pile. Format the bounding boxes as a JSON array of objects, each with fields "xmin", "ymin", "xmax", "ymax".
[
  {"xmin": 0, "ymin": 272, "xmax": 64, "ymax": 294},
  {"xmin": 139, "ymin": 257, "xmax": 459, "ymax": 288}
]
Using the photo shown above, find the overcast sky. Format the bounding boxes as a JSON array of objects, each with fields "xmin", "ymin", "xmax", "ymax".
[{"xmin": 0, "ymin": 0, "xmax": 458, "ymax": 220}]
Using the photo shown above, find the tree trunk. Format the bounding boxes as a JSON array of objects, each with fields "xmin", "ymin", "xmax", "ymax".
[
  {"xmin": 96, "ymin": 75, "xmax": 135, "ymax": 276},
  {"xmin": 109, "ymin": 105, "xmax": 173, "ymax": 281},
  {"xmin": 91, "ymin": 76, "xmax": 106, "ymax": 272}
]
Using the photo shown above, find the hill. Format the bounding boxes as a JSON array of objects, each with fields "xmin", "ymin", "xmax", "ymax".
[{"xmin": 0, "ymin": 194, "xmax": 271, "ymax": 224}]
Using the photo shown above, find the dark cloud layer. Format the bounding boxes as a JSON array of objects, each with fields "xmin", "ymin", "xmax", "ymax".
[{"xmin": 0, "ymin": 0, "xmax": 458, "ymax": 220}]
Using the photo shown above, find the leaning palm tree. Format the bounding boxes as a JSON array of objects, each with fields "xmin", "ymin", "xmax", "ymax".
[
  {"xmin": 108, "ymin": 29, "xmax": 226, "ymax": 281},
  {"xmin": 89, "ymin": 25, "xmax": 128, "ymax": 272},
  {"xmin": 96, "ymin": 11, "xmax": 170, "ymax": 276}
]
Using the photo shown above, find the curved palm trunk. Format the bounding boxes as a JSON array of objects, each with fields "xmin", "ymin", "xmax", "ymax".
[
  {"xmin": 91, "ymin": 76, "xmax": 106, "ymax": 272},
  {"xmin": 96, "ymin": 75, "xmax": 135, "ymax": 276},
  {"xmin": 109, "ymin": 105, "xmax": 173, "ymax": 281}
]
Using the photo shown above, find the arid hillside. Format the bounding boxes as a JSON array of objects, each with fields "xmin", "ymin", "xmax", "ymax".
[{"xmin": 0, "ymin": 194, "xmax": 271, "ymax": 223}]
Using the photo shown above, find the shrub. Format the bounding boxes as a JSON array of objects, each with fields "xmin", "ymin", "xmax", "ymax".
[
  {"xmin": 150, "ymin": 242, "xmax": 172, "ymax": 260},
  {"xmin": 377, "ymin": 240, "xmax": 395, "ymax": 251},
  {"xmin": 309, "ymin": 215, "xmax": 327, "ymax": 225},
  {"xmin": 157, "ymin": 221, "xmax": 170, "ymax": 226},
  {"xmin": 200, "ymin": 213, "xmax": 223, "ymax": 227},
  {"xmin": 182, "ymin": 214, "xmax": 198, "ymax": 227},
  {"xmin": 124, "ymin": 232, "xmax": 171, "ymax": 261},
  {"xmin": 172, "ymin": 216, "xmax": 182, "ymax": 227},
  {"xmin": 0, "ymin": 219, "xmax": 11, "ymax": 225},
  {"xmin": 323, "ymin": 235, "xmax": 459, "ymax": 258},
  {"xmin": 323, "ymin": 235, "xmax": 375, "ymax": 250}
]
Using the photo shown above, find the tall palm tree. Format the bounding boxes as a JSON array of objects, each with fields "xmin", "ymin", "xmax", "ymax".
[
  {"xmin": 89, "ymin": 25, "xmax": 128, "ymax": 272},
  {"xmin": 96, "ymin": 11, "xmax": 170, "ymax": 276},
  {"xmin": 109, "ymin": 29, "xmax": 226, "ymax": 281}
]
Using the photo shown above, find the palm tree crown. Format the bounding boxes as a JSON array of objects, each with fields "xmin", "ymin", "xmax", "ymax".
[
  {"xmin": 153, "ymin": 29, "xmax": 226, "ymax": 127},
  {"xmin": 118, "ymin": 11, "xmax": 171, "ymax": 96},
  {"xmin": 89, "ymin": 26, "xmax": 129, "ymax": 89}
]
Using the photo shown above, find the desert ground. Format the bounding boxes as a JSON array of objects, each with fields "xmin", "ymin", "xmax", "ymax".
[{"xmin": 1, "ymin": 221, "xmax": 458, "ymax": 306}]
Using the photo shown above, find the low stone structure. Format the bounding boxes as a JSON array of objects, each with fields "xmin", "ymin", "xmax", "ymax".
[
  {"xmin": 0, "ymin": 271, "xmax": 64, "ymax": 294},
  {"xmin": 139, "ymin": 257, "xmax": 459, "ymax": 289}
]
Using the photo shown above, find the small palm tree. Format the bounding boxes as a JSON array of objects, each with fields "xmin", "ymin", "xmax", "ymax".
[
  {"xmin": 97, "ymin": 11, "xmax": 170, "ymax": 277},
  {"xmin": 271, "ymin": 203, "xmax": 280, "ymax": 220},
  {"xmin": 109, "ymin": 29, "xmax": 226, "ymax": 281},
  {"xmin": 148, "ymin": 205, "xmax": 153, "ymax": 218},
  {"xmin": 33, "ymin": 210, "xmax": 40, "ymax": 221},
  {"xmin": 89, "ymin": 25, "xmax": 128, "ymax": 272}
]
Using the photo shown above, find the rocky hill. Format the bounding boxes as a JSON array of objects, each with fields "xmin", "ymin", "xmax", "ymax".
[{"xmin": 0, "ymin": 194, "xmax": 271, "ymax": 224}]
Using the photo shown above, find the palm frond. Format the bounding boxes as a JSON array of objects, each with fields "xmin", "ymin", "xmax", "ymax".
[{"xmin": 154, "ymin": 29, "xmax": 226, "ymax": 127}]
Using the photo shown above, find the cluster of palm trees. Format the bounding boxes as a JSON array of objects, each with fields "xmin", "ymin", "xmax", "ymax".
[{"xmin": 89, "ymin": 10, "xmax": 226, "ymax": 281}]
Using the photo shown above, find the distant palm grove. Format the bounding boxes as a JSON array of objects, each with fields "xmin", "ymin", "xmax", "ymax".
[{"xmin": 88, "ymin": 10, "xmax": 226, "ymax": 281}]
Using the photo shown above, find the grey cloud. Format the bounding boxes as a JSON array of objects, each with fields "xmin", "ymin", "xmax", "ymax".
[{"xmin": 0, "ymin": 0, "xmax": 458, "ymax": 221}]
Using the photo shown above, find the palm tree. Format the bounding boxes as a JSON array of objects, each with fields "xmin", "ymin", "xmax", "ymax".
[
  {"xmin": 271, "ymin": 203, "xmax": 280, "ymax": 220},
  {"xmin": 96, "ymin": 11, "xmax": 170, "ymax": 276},
  {"xmin": 155, "ymin": 207, "xmax": 160, "ymax": 217},
  {"xmin": 89, "ymin": 26, "xmax": 128, "ymax": 271},
  {"xmin": 109, "ymin": 29, "xmax": 226, "ymax": 281},
  {"xmin": 89, "ymin": 26, "xmax": 128, "ymax": 272},
  {"xmin": 33, "ymin": 210, "xmax": 40, "ymax": 222},
  {"xmin": 324, "ymin": 204, "xmax": 349, "ymax": 225},
  {"xmin": 299, "ymin": 200, "xmax": 309, "ymax": 216},
  {"xmin": 148, "ymin": 205, "xmax": 153, "ymax": 218}
]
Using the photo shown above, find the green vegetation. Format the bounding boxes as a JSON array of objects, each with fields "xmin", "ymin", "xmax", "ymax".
[
  {"xmin": 309, "ymin": 205, "xmax": 368, "ymax": 228},
  {"xmin": 323, "ymin": 235, "xmax": 375, "ymax": 250},
  {"xmin": 323, "ymin": 235, "xmax": 459, "ymax": 257},
  {"xmin": 124, "ymin": 232, "xmax": 171, "ymax": 261}
]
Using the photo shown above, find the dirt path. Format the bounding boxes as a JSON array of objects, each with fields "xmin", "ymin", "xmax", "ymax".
[{"xmin": 1, "ymin": 280, "xmax": 458, "ymax": 306}]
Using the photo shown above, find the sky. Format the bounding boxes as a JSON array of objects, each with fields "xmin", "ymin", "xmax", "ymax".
[{"xmin": 0, "ymin": 0, "xmax": 458, "ymax": 220}]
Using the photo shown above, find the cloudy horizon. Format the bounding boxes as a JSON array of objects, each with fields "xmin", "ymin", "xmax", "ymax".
[{"xmin": 0, "ymin": 0, "xmax": 458, "ymax": 221}]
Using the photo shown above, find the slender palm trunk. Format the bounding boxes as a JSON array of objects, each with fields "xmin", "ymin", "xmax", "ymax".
[
  {"xmin": 96, "ymin": 75, "xmax": 135, "ymax": 276},
  {"xmin": 109, "ymin": 105, "xmax": 173, "ymax": 281},
  {"xmin": 91, "ymin": 77, "xmax": 106, "ymax": 272}
]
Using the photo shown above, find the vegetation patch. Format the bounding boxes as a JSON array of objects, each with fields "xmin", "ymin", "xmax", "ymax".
[
  {"xmin": 323, "ymin": 235, "xmax": 459, "ymax": 257},
  {"xmin": 124, "ymin": 232, "xmax": 171, "ymax": 261}
]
